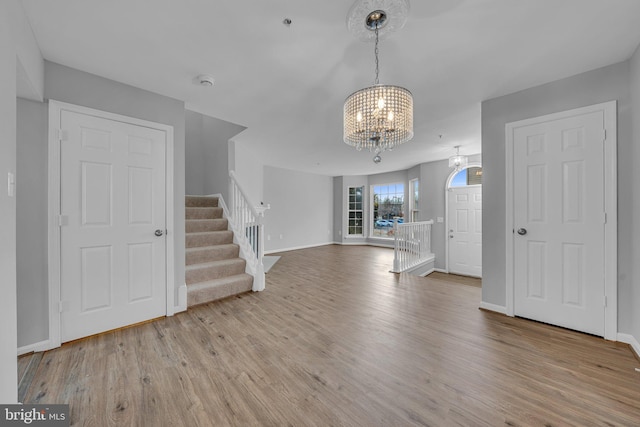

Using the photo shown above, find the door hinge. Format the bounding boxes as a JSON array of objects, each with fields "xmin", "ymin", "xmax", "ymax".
[
  {"xmin": 59, "ymin": 300, "xmax": 70, "ymax": 313},
  {"xmin": 601, "ymin": 129, "xmax": 606, "ymax": 142},
  {"xmin": 56, "ymin": 129, "xmax": 68, "ymax": 141},
  {"xmin": 604, "ymin": 296, "xmax": 607, "ymax": 307},
  {"xmin": 58, "ymin": 214, "xmax": 69, "ymax": 226},
  {"xmin": 603, "ymin": 212, "xmax": 607, "ymax": 224}
]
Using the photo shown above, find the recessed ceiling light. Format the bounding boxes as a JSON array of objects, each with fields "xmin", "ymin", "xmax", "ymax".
[{"xmin": 283, "ymin": 18, "xmax": 292, "ymax": 26}]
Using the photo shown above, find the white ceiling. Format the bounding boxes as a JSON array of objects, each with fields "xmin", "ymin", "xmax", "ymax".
[{"xmin": 20, "ymin": 0, "xmax": 640, "ymax": 176}]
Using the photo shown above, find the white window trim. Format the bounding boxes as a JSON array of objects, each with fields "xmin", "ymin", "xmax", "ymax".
[
  {"xmin": 409, "ymin": 178, "xmax": 419, "ymax": 222},
  {"xmin": 346, "ymin": 186, "xmax": 365, "ymax": 237},
  {"xmin": 370, "ymin": 182, "xmax": 405, "ymax": 240}
]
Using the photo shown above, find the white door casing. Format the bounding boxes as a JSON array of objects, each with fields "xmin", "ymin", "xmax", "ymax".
[
  {"xmin": 48, "ymin": 101, "xmax": 175, "ymax": 348},
  {"xmin": 505, "ymin": 101, "xmax": 617, "ymax": 340},
  {"xmin": 447, "ymin": 186, "xmax": 482, "ymax": 277}
]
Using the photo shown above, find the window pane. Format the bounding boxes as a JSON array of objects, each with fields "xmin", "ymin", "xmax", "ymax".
[
  {"xmin": 450, "ymin": 170, "xmax": 467, "ymax": 187},
  {"xmin": 468, "ymin": 167, "xmax": 482, "ymax": 185},
  {"xmin": 347, "ymin": 186, "xmax": 364, "ymax": 236},
  {"xmin": 372, "ymin": 182, "xmax": 404, "ymax": 238}
]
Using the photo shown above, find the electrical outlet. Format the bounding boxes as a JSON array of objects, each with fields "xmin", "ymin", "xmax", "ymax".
[
  {"xmin": 437, "ymin": 217, "xmax": 444, "ymax": 223},
  {"xmin": 279, "ymin": 234, "xmax": 284, "ymax": 240},
  {"xmin": 267, "ymin": 235, "xmax": 271, "ymax": 241}
]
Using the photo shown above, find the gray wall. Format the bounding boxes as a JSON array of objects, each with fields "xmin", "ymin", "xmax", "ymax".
[
  {"xmin": 263, "ymin": 166, "xmax": 333, "ymax": 253},
  {"xmin": 333, "ymin": 176, "xmax": 343, "ymax": 242},
  {"xmin": 631, "ymin": 45, "xmax": 640, "ymax": 342},
  {"xmin": 185, "ymin": 110, "xmax": 246, "ymax": 200},
  {"xmin": 481, "ymin": 61, "xmax": 634, "ymax": 334},
  {"xmin": 0, "ymin": 1, "xmax": 18, "ymax": 402},
  {"xmin": 231, "ymin": 140, "xmax": 265, "ymax": 205},
  {"xmin": 16, "ymin": 98, "xmax": 49, "ymax": 347},
  {"xmin": 13, "ymin": 62, "xmax": 187, "ymax": 348}
]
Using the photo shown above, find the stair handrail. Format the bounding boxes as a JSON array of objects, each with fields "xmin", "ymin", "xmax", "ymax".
[
  {"xmin": 392, "ymin": 220, "xmax": 434, "ymax": 273},
  {"xmin": 227, "ymin": 170, "xmax": 270, "ymax": 291}
]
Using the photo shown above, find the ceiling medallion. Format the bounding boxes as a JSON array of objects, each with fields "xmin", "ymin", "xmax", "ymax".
[{"xmin": 346, "ymin": 0, "xmax": 410, "ymax": 41}]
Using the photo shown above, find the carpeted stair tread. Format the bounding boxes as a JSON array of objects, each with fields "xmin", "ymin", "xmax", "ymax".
[
  {"xmin": 186, "ymin": 244, "xmax": 240, "ymax": 265},
  {"xmin": 184, "ymin": 195, "xmax": 254, "ymax": 307},
  {"xmin": 187, "ymin": 274, "xmax": 254, "ymax": 307},
  {"xmin": 186, "ymin": 230, "xmax": 233, "ymax": 248},
  {"xmin": 185, "ymin": 195, "xmax": 219, "ymax": 208},
  {"xmin": 186, "ymin": 207, "xmax": 223, "ymax": 220},
  {"xmin": 186, "ymin": 258, "xmax": 246, "ymax": 284},
  {"xmin": 186, "ymin": 218, "xmax": 228, "ymax": 233}
]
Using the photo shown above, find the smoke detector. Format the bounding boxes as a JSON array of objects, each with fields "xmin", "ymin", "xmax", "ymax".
[{"xmin": 196, "ymin": 74, "xmax": 215, "ymax": 87}]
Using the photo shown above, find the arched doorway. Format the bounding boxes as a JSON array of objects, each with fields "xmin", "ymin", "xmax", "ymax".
[{"xmin": 445, "ymin": 164, "xmax": 482, "ymax": 277}]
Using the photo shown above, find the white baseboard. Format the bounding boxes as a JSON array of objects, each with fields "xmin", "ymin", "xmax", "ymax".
[
  {"xmin": 617, "ymin": 333, "xmax": 640, "ymax": 358},
  {"xmin": 434, "ymin": 268, "xmax": 448, "ymax": 273},
  {"xmin": 419, "ymin": 268, "xmax": 435, "ymax": 277},
  {"xmin": 264, "ymin": 241, "xmax": 334, "ymax": 255},
  {"xmin": 174, "ymin": 284, "xmax": 188, "ymax": 314},
  {"xmin": 18, "ymin": 339, "xmax": 51, "ymax": 356},
  {"xmin": 479, "ymin": 301, "xmax": 508, "ymax": 315}
]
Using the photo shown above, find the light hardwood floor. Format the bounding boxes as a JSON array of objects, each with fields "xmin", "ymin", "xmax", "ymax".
[{"xmin": 21, "ymin": 245, "xmax": 640, "ymax": 426}]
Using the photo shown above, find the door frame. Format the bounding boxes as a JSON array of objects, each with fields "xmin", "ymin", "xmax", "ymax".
[
  {"xmin": 504, "ymin": 101, "xmax": 617, "ymax": 340},
  {"xmin": 445, "ymin": 162, "xmax": 482, "ymax": 274},
  {"xmin": 46, "ymin": 100, "xmax": 175, "ymax": 349}
]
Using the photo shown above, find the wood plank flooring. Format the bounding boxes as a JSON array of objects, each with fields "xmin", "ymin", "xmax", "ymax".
[{"xmin": 21, "ymin": 245, "xmax": 640, "ymax": 426}]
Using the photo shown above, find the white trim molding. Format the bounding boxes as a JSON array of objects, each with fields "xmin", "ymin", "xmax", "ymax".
[
  {"xmin": 17, "ymin": 340, "xmax": 51, "ymax": 356},
  {"xmin": 47, "ymin": 100, "xmax": 176, "ymax": 349},
  {"xmin": 265, "ymin": 242, "xmax": 335, "ymax": 255},
  {"xmin": 505, "ymin": 101, "xmax": 618, "ymax": 340},
  {"xmin": 174, "ymin": 284, "xmax": 188, "ymax": 314},
  {"xmin": 617, "ymin": 334, "xmax": 640, "ymax": 359},
  {"xmin": 479, "ymin": 302, "xmax": 508, "ymax": 315}
]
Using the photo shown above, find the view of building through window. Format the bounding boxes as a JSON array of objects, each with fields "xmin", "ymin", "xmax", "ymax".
[
  {"xmin": 450, "ymin": 166, "xmax": 483, "ymax": 187},
  {"xmin": 372, "ymin": 183, "xmax": 404, "ymax": 238}
]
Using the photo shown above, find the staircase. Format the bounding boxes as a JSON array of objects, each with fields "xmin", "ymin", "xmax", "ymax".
[{"xmin": 185, "ymin": 195, "xmax": 253, "ymax": 307}]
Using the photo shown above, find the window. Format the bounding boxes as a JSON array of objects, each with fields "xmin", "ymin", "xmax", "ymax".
[
  {"xmin": 348, "ymin": 186, "xmax": 364, "ymax": 236},
  {"xmin": 409, "ymin": 179, "xmax": 419, "ymax": 222},
  {"xmin": 450, "ymin": 166, "xmax": 482, "ymax": 187},
  {"xmin": 372, "ymin": 183, "xmax": 404, "ymax": 238}
]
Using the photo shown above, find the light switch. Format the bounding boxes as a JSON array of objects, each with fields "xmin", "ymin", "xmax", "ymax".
[
  {"xmin": 7, "ymin": 172, "xmax": 15, "ymax": 197},
  {"xmin": 437, "ymin": 217, "xmax": 444, "ymax": 223}
]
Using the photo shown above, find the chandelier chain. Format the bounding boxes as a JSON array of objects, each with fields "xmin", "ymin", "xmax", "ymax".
[{"xmin": 374, "ymin": 23, "xmax": 379, "ymax": 85}]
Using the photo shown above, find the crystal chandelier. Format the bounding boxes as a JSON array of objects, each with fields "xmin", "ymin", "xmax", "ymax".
[
  {"xmin": 448, "ymin": 145, "xmax": 468, "ymax": 170},
  {"xmin": 344, "ymin": 5, "xmax": 414, "ymax": 163}
]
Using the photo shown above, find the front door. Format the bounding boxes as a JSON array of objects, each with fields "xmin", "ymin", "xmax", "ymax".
[
  {"xmin": 512, "ymin": 108, "xmax": 606, "ymax": 336},
  {"xmin": 448, "ymin": 186, "xmax": 482, "ymax": 277},
  {"xmin": 59, "ymin": 110, "xmax": 167, "ymax": 342}
]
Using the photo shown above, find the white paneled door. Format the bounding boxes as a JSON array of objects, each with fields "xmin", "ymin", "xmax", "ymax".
[
  {"xmin": 448, "ymin": 186, "xmax": 482, "ymax": 277},
  {"xmin": 512, "ymin": 109, "xmax": 606, "ymax": 336},
  {"xmin": 60, "ymin": 110, "xmax": 167, "ymax": 342}
]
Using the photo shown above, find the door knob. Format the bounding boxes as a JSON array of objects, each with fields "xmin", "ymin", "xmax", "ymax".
[
  {"xmin": 155, "ymin": 229, "xmax": 164, "ymax": 237},
  {"xmin": 517, "ymin": 228, "xmax": 527, "ymax": 236}
]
